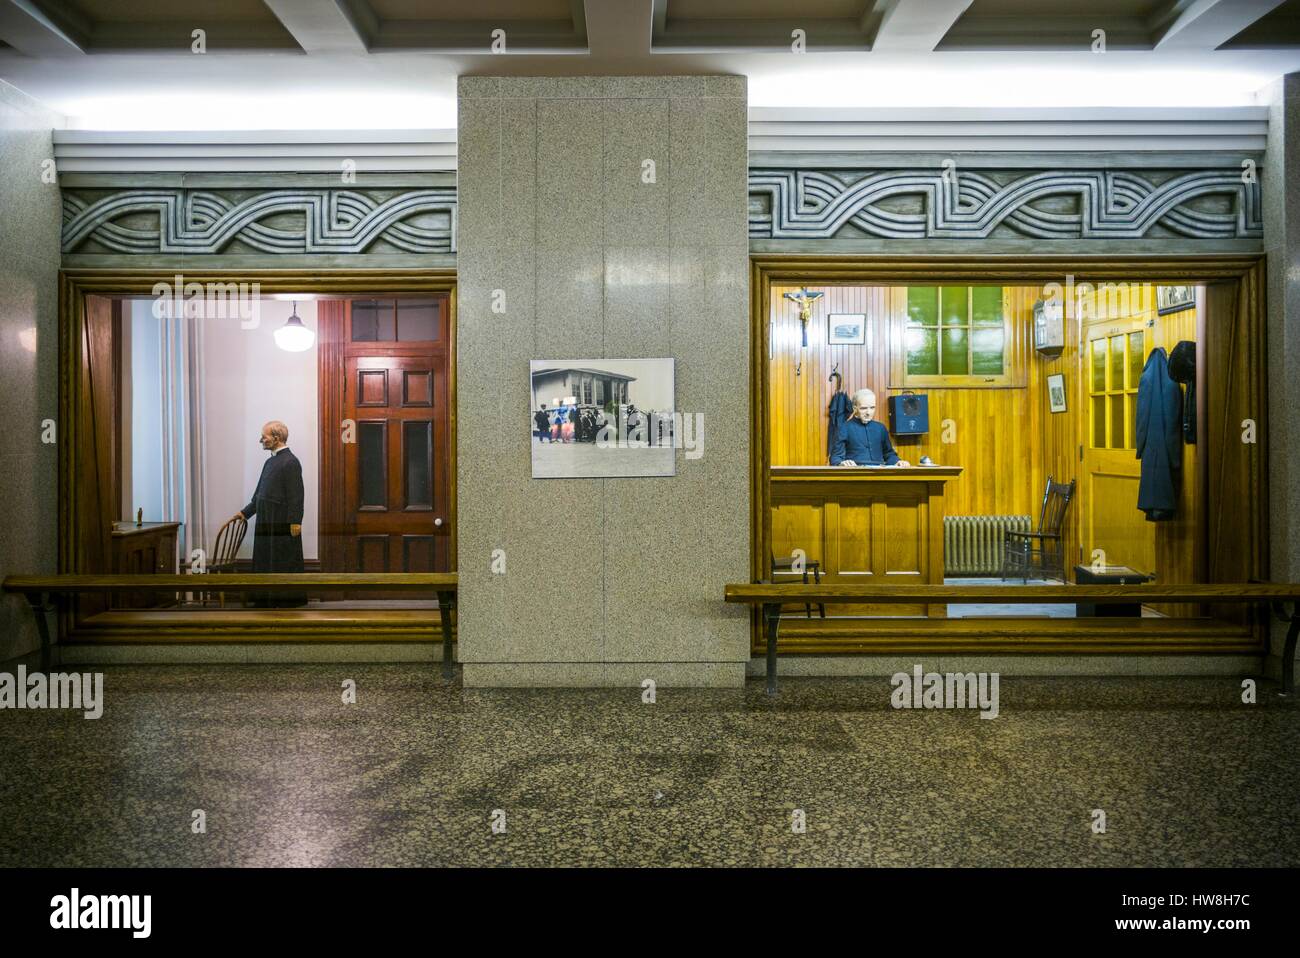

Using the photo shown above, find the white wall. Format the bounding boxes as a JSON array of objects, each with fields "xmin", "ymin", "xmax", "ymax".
[{"xmin": 201, "ymin": 300, "xmax": 319, "ymax": 561}]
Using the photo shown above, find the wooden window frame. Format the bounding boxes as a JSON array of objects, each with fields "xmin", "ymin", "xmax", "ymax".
[{"xmin": 895, "ymin": 285, "xmax": 1016, "ymax": 388}]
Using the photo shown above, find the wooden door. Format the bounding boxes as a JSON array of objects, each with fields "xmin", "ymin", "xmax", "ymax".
[
  {"xmin": 338, "ymin": 298, "xmax": 450, "ymax": 574},
  {"xmin": 1080, "ymin": 315, "xmax": 1154, "ymax": 576},
  {"xmin": 71, "ymin": 295, "xmax": 121, "ymax": 623}
]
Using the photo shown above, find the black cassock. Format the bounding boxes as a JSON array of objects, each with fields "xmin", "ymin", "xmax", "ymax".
[
  {"xmin": 242, "ymin": 447, "xmax": 305, "ymax": 605},
  {"xmin": 1135, "ymin": 347, "xmax": 1182, "ymax": 522}
]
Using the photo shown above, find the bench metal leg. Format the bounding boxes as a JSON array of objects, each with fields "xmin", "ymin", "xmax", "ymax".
[
  {"xmin": 436, "ymin": 591, "xmax": 455, "ymax": 680},
  {"xmin": 1282, "ymin": 609, "xmax": 1299, "ymax": 697},
  {"xmin": 763, "ymin": 602, "xmax": 781, "ymax": 696},
  {"xmin": 1264, "ymin": 598, "xmax": 1300, "ymax": 697},
  {"xmin": 25, "ymin": 592, "xmax": 53, "ymax": 672}
]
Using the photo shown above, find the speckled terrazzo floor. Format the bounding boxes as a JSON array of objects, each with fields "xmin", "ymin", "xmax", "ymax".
[{"xmin": 1, "ymin": 665, "xmax": 1297, "ymax": 867}]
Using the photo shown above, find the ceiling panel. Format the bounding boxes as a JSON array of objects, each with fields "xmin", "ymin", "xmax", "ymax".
[
  {"xmin": 65, "ymin": 0, "xmax": 293, "ymax": 23},
  {"xmin": 960, "ymin": 0, "xmax": 1164, "ymax": 15},
  {"xmin": 24, "ymin": 0, "xmax": 302, "ymax": 50},
  {"xmin": 942, "ymin": 0, "xmax": 1167, "ymax": 49},
  {"xmin": 370, "ymin": 0, "xmax": 577, "ymax": 20},
  {"xmin": 665, "ymin": 0, "xmax": 866, "ymax": 18},
  {"xmin": 1223, "ymin": 0, "xmax": 1300, "ymax": 47},
  {"xmin": 3, "ymin": 0, "xmax": 1299, "ymax": 128}
]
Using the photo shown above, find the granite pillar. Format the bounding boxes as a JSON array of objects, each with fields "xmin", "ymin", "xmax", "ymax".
[
  {"xmin": 1263, "ymin": 75, "xmax": 1300, "ymax": 682},
  {"xmin": 455, "ymin": 76, "xmax": 750, "ymax": 686},
  {"xmin": 0, "ymin": 80, "xmax": 62, "ymax": 662}
]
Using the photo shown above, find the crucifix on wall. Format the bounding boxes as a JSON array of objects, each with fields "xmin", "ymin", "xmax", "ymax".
[{"xmin": 782, "ymin": 287, "xmax": 824, "ymax": 348}]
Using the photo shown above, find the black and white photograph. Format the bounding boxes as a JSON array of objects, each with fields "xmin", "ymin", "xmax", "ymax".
[
  {"xmin": 1047, "ymin": 372, "xmax": 1067, "ymax": 413},
  {"xmin": 1157, "ymin": 285, "xmax": 1196, "ymax": 314},
  {"xmin": 530, "ymin": 359, "xmax": 675, "ymax": 478},
  {"xmin": 828, "ymin": 313, "xmax": 866, "ymax": 345}
]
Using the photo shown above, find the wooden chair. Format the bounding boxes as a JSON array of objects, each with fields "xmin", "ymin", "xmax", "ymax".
[
  {"xmin": 770, "ymin": 551, "xmax": 826, "ymax": 619},
  {"xmin": 203, "ymin": 515, "xmax": 247, "ymax": 607},
  {"xmin": 1001, "ymin": 476, "xmax": 1076, "ymax": 583}
]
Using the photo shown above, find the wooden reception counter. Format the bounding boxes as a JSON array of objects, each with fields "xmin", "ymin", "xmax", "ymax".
[{"xmin": 769, "ymin": 465, "xmax": 963, "ymax": 617}]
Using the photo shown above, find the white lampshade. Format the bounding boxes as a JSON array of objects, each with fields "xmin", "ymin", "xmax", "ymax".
[{"xmin": 274, "ymin": 305, "xmax": 315, "ymax": 352}]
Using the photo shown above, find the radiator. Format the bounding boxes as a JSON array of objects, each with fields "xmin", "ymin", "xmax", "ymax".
[{"xmin": 944, "ymin": 514, "xmax": 1032, "ymax": 575}]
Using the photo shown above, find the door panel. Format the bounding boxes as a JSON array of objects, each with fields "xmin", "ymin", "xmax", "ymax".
[
  {"xmin": 345, "ymin": 355, "xmax": 446, "ymax": 572},
  {"xmin": 324, "ymin": 296, "xmax": 451, "ymax": 582},
  {"xmin": 1082, "ymin": 315, "xmax": 1152, "ymax": 575}
]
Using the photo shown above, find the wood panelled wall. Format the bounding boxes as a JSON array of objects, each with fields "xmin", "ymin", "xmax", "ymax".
[
  {"xmin": 1038, "ymin": 283, "xmax": 1201, "ymax": 587},
  {"xmin": 771, "ymin": 283, "xmax": 1202, "ymax": 583},
  {"xmin": 771, "ymin": 284, "xmax": 1040, "ymax": 517}
]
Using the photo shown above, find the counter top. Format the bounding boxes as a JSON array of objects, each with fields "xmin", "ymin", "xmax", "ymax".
[{"xmin": 771, "ymin": 465, "xmax": 963, "ymax": 481}]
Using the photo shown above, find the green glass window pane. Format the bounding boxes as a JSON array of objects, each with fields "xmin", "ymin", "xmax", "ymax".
[
  {"xmin": 971, "ymin": 286, "xmax": 1003, "ymax": 326},
  {"xmin": 940, "ymin": 286, "xmax": 968, "ymax": 327},
  {"xmin": 906, "ymin": 287, "xmax": 937, "ymax": 327},
  {"xmin": 941, "ymin": 328, "xmax": 969, "ymax": 375},
  {"xmin": 905, "ymin": 327, "xmax": 938, "ymax": 375},
  {"xmin": 1109, "ymin": 395, "xmax": 1125, "ymax": 449},
  {"xmin": 1090, "ymin": 340, "xmax": 1106, "ymax": 393},
  {"xmin": 1127, "ymin": 331, "xmax": 1145, "ymax": 389},
  {"xmin": 1092, "ymin": 397, "xmax": 1106, "ymax": 447},
  {"xmin": 1108, "ymin": 335, "xmax": 1124, "ymax": 390},
  {"xmin": 971, "ymin": 327, "xmax": 1004, "ymax": 375}
]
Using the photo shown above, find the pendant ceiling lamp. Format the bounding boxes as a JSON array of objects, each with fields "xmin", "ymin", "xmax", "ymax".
[{"xmin": 274, "ymin": 302, "xmax": 315, "ymax": 352}]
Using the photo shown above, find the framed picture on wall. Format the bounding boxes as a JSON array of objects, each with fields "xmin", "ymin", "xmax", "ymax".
[
  {"xmin": 828, "ymin": 313, "xmax": 865, "ymax": 345},
  {"xmin": 1157, "ymin": 285, "xmax": 1195, "ymax": 315},
  {"xmin": 529, "ymin": 359, "xmax": 677, "ymax": 479},
  {"xmin": 1047, "ymin": 373, "xmax": 1067, "ymax": 414}
]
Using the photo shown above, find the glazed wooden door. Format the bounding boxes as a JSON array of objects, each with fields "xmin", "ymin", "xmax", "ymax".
[
  {"xmin": 1080, "ymin": 313, "xmax": 1154, "ymax": 576},
  {"xmin": 340, "ymin": 298, "xmax": 450, "ymax": 574}
]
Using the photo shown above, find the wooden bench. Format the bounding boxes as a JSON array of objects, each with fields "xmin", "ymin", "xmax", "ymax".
[
  {"xmin": 1, "ymin": 573, "xmax": 458, "ymax": 677},
  {"xmin": 724, "ymin": 582, "xmax": 1300, "ymax": 695}
]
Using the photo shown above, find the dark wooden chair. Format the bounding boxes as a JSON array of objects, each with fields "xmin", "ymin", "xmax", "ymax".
[
  {"xmin": 203, "ymin": 514, "xmax": 247, "ymax": 607},
  {"xmin": 1001, "ymin": 476, "xmax": 1076, "ymax": 583},
  {"xmin": 770, "ymin": 551, "xmax": 826, "ymax": 618}
]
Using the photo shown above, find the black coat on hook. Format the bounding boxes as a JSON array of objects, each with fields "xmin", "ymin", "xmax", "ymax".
[
  {"xmin": 827, "ymin": 388, "xmax": 852, "ymax": 464},
  {"xmin": 1136, "ymin": 347, "xmax": 1182, "ymax": 521}
]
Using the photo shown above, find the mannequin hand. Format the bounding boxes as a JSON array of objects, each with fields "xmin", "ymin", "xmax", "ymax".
[{"xmin": 290, "ymin": 524, "xmax": 301, "ymax": 537}]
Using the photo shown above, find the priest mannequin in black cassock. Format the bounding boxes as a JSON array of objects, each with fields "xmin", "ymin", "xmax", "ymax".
[{"xmin": 233, "ymin": 420, "xmax": 306, "ymax": 607}]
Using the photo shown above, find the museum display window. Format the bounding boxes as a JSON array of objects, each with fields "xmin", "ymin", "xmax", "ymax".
[
  {"xmin": 57, "ymin": 270, "xmax": 455, "ymax": 643},
  {"xmin": 750, "ymin": 257, "xmax": 1267, "ymax": 655}
]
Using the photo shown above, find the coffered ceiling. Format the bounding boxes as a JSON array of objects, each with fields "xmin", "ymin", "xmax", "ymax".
[{"xmin": 1, "ymin": 0, "xmax": 1298, "ymax": 127}]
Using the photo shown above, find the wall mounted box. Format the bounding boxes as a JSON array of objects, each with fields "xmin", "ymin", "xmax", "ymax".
[
  {"xmin": 1034, "ymin": 298, "xmax": 1065, "ymax": 357},
  {"xmin": 889, "ymin": 393, "xmax": 929, "ymax": 435}
]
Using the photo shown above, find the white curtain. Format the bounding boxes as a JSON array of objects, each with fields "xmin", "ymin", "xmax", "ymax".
[{"xmin": 155, "ymin": 309, "xmax": 207, "ymax": 567}]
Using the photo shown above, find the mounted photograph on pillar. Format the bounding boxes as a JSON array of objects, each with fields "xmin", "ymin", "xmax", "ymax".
[{"xmin": 529, "ymin": 359, "xmax": 676, "ymax": 479}]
